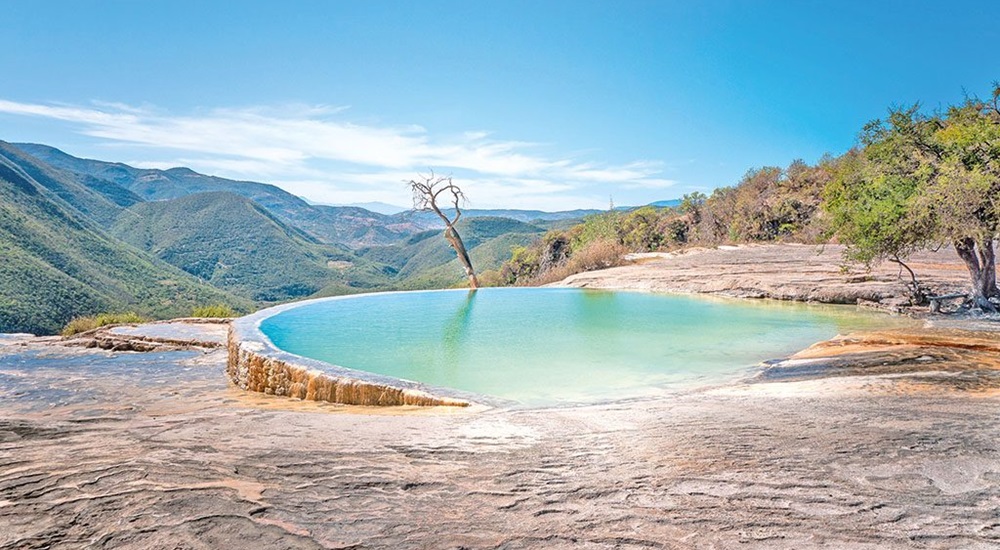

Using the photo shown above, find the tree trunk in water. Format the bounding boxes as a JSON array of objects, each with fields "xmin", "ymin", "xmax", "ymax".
[
  {"xmin": 444, "ymin": 225, "xmax": 479, "ymax": 289},
  {"xmin": 954, "ymin": 238, "xmax": 998, "ymax": 310}
]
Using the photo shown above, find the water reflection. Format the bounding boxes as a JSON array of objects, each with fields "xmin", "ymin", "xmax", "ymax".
[
  {"xmin": 440, "ymin": 290, "xmax": 477, "ymax": 375},
  {"xmin": 574, "ymin": 290, "xmax": 625, "ymax": 357}
]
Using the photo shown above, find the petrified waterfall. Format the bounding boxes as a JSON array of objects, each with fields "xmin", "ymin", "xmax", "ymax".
[{"xmin": 226, "ymin": 327, "xmax": 470, "ymax": 407}]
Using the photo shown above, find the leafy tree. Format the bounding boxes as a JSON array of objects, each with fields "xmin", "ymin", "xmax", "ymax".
[
  {"xmin": 572, "ymin": 210, "xmax": 622, "ymax": 248},
  {"xmin": 679, "ymin": 191, "xmax": 707, "ymax": 217},
  {"xmin": 619, "ymin": 206, "xmax": 666, "ymax": 251},
  {"xmin": 824, "ymin": 148, "xmax": 933, "ymax": 300},
  {"xmin": 499, "ymin": 245, "xmax": 540, "ymax": 285},
  {"xmin": 825, "ymin": 85, "xmax": 1000, "ymax": 309}
]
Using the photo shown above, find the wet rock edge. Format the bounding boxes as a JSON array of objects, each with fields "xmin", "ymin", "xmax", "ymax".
[{"xmin": 227, "ymin": 291, "xmax": 478, "ymax": 407}]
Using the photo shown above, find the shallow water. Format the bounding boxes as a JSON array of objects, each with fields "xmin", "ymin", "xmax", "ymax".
[
  {"xmin": 260, "ymin": 288, "xmax": 910, "ymax": 405},
  {"xmin": 0, "ymin": 347, "xmax": 221, "ymax": 418}
]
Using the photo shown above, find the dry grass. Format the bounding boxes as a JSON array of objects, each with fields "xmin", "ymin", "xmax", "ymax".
[
  {"xmin": 61, "ymin": 312, "xmax": 149, "ymax": 337},
  {"xmin": 529, "ymin": 239, "xmax": 629, "ymax": 286},
  {"xmin": 191, "ymin": 304, "xmax": 237, "ymax": 318}
]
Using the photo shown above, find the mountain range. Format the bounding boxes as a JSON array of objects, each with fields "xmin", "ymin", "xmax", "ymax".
[
  {"xmin": 0, "ymin": 142, "xmax": 246, "ymax": 334},
  {"xmin": 17, "ymin": 143, "xmax": 605, "ymax": 245},
  {"xmin": 5, "ymin": 141, "xmax": 676, "ymax": 334},
  {"xmin": 0, "ymin": 141, "xmax": 684, "ymax": 334}
]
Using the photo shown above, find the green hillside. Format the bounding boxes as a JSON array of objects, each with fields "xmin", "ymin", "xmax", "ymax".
[
  {"xmin": 110, "ymin": 191, "xmax": 385, "ymax": 302},
  {"xmin": 0, "ymin": 141, "xmax": 142, "ymax": 226},
  {"xmin": 0, "ymin": 153, "xmax": 248, "ymax": 335},
  {"xmin": 349, "ymin": 216, "xmax": 544, "ymax": 291},
  {"xmin": 16, "ymin": 143, "xmax": 417, "ymax": 247}
]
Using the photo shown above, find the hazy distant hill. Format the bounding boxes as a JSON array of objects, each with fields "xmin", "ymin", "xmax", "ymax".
[
  {"xmin": 647, "ymin": 199, "xmax": 682, "ymax": 208},
  {"xmin": 395, "ymin": 207, "xmax": 602, "ymax": 229},
  {"xmin": 0, "ymin": 146, "xmax": 247, "ymax": 334},
  {"xmin": 333, "ymin": 201, "xmax": 408, "ymax": 215}
]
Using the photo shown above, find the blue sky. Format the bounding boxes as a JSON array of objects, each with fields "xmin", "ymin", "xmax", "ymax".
[{"xmin": 0, "ymin": 1, "xmax": 995, "ymax": 210}]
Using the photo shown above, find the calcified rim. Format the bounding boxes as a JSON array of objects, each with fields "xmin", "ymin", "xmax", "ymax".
[{"xmin": 228, "ymin": 289, "xmax": 504, "ymax": 408}]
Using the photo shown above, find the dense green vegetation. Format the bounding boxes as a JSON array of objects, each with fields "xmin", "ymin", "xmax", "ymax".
[
  {"xmin": 497, "ymin": 158, "xmax": 833, "ymax": 286},
  {"xmin": 0, "ymin": 147, "xmax": 249, "ymax": 335},
  {"xmin": 825, "ymin": 85, "xmax": 1000, "ymax": 308},
  {"xmin": 191, "ymin": 303, "xmax": 237, "ymax": 318}
]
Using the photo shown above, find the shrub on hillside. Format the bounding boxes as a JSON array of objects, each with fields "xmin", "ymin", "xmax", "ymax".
[
  {"xmin": 61, "ymin": 312, "xmax": 149, "ymax": 337},
  {"xmin": 191, "ymin": 303, "xmax": 237, "ymax": 318},
  {"xmin": 530, "ymin": 238, "xmax": 629, "ymax": 286}
]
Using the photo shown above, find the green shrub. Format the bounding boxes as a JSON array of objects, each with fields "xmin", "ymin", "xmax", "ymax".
[
  {"xmin": 572, "ymin": 211, "xmax": 622, "ymax": 249},
  {"xmin": 61, "ymin": 312, "xmax": 148, "ymax": 337},
  {"xmin": 191, "ymin": 303, "xmax": 237, "ymax": 318}
]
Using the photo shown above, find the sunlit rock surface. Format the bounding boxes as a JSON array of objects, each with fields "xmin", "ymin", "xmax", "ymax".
[
  {"xmin": 760, "ymin": 327, "xmax": 1000, "ymax": 392},
  {"xmin": 558, "ymin": 244, "xmax": 971, "ymax": 309},
  {"xmin": 108, "ymin": 320, "xmax": 230, "ymax": 346},
  {"xmin": 2, "ymin": 321, "xmax": 999, "ymax": 548},
  {"xmin": 62, "ymin": 319, "xmax": 230, "ymax": 352}
]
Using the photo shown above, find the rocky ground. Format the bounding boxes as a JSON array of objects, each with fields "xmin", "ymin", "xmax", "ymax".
[
  {"xmin": 1, "ymin": 244, "xmax": 999, "ymax": 549},
  {"xmin": 560, "ymin": 243, "xmax": 973, "ymax": 312}
]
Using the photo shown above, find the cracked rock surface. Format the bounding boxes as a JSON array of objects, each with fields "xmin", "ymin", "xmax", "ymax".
[
  {"xmin": 2, "ymin": 330, "xmax": 999, "ymax": 549},
  {"xmin": 557, "ymin": 244, "xmax": 972, "ymax": 308}
]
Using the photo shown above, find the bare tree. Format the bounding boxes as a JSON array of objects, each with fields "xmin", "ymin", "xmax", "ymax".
[{"xmin": 407, "ymin": 172, "xmax": 479, "ymax": 289}]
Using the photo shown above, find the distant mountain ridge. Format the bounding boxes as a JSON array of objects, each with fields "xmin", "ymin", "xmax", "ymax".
[
  {"xmin": 15, "ymin": 143, "xmax": 417, "ymax": 248},
  {"xmin": 2, "ymin": 141, "xmax": 616, "ymax": 333},
  {"xmin": 332, "ymin": 201, "xmax": 409, "ymax": 215},
  {"xmin": 14, "ymin": 143, "xmax": 626, "ymax": 238},
  {"xmin": 15, "ymin": 143, "xmax": 682, "ymax": 217}
]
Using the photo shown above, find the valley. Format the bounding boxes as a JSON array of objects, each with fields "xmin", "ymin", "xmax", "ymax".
[{"xmin": 0, "ymin": 141, "xmax": 605, "ymax": 334}]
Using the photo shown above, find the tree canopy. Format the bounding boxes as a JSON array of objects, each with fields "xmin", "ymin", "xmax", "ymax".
[{"xmin": 825, "ymin": 85, "xmax": 1000, "ymax": 308}]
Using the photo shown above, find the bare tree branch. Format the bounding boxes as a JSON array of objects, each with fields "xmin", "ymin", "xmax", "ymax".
[{"xmin": 405, "ymin": 172, "xmax": 479, "ymax": 289}]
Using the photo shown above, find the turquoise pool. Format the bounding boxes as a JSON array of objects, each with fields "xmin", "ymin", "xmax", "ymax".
[{"xmin": 259, "ymin": 288, "xmax": 900, "ymax": 405}]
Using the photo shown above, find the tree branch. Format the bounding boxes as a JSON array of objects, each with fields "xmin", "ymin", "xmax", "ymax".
[{"xmin": 405, "ymin": 171, "xmax": 479, "ymax": 288}]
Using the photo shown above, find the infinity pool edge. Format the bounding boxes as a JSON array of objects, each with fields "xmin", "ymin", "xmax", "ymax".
[{"xmin": 228, "ymin": 290, "xmax": 482, "ymax": 407}]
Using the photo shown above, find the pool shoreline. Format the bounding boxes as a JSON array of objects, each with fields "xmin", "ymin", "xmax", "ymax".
[
  {"xmin": 228, "ymin": 291, "xmax": 483, "ymax": 407},
  {"xmin": 228, "ymin": 287, "xmax": 909, "ymax": 408},
  {"xmin": 6, "ymin": 243, "xmax": 996, "ymax": 548}
]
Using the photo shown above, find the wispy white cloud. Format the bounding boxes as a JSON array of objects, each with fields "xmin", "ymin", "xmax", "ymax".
[{"xmin": 0, "ymin": 99, "xmax": 675, "ymax": 209}]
